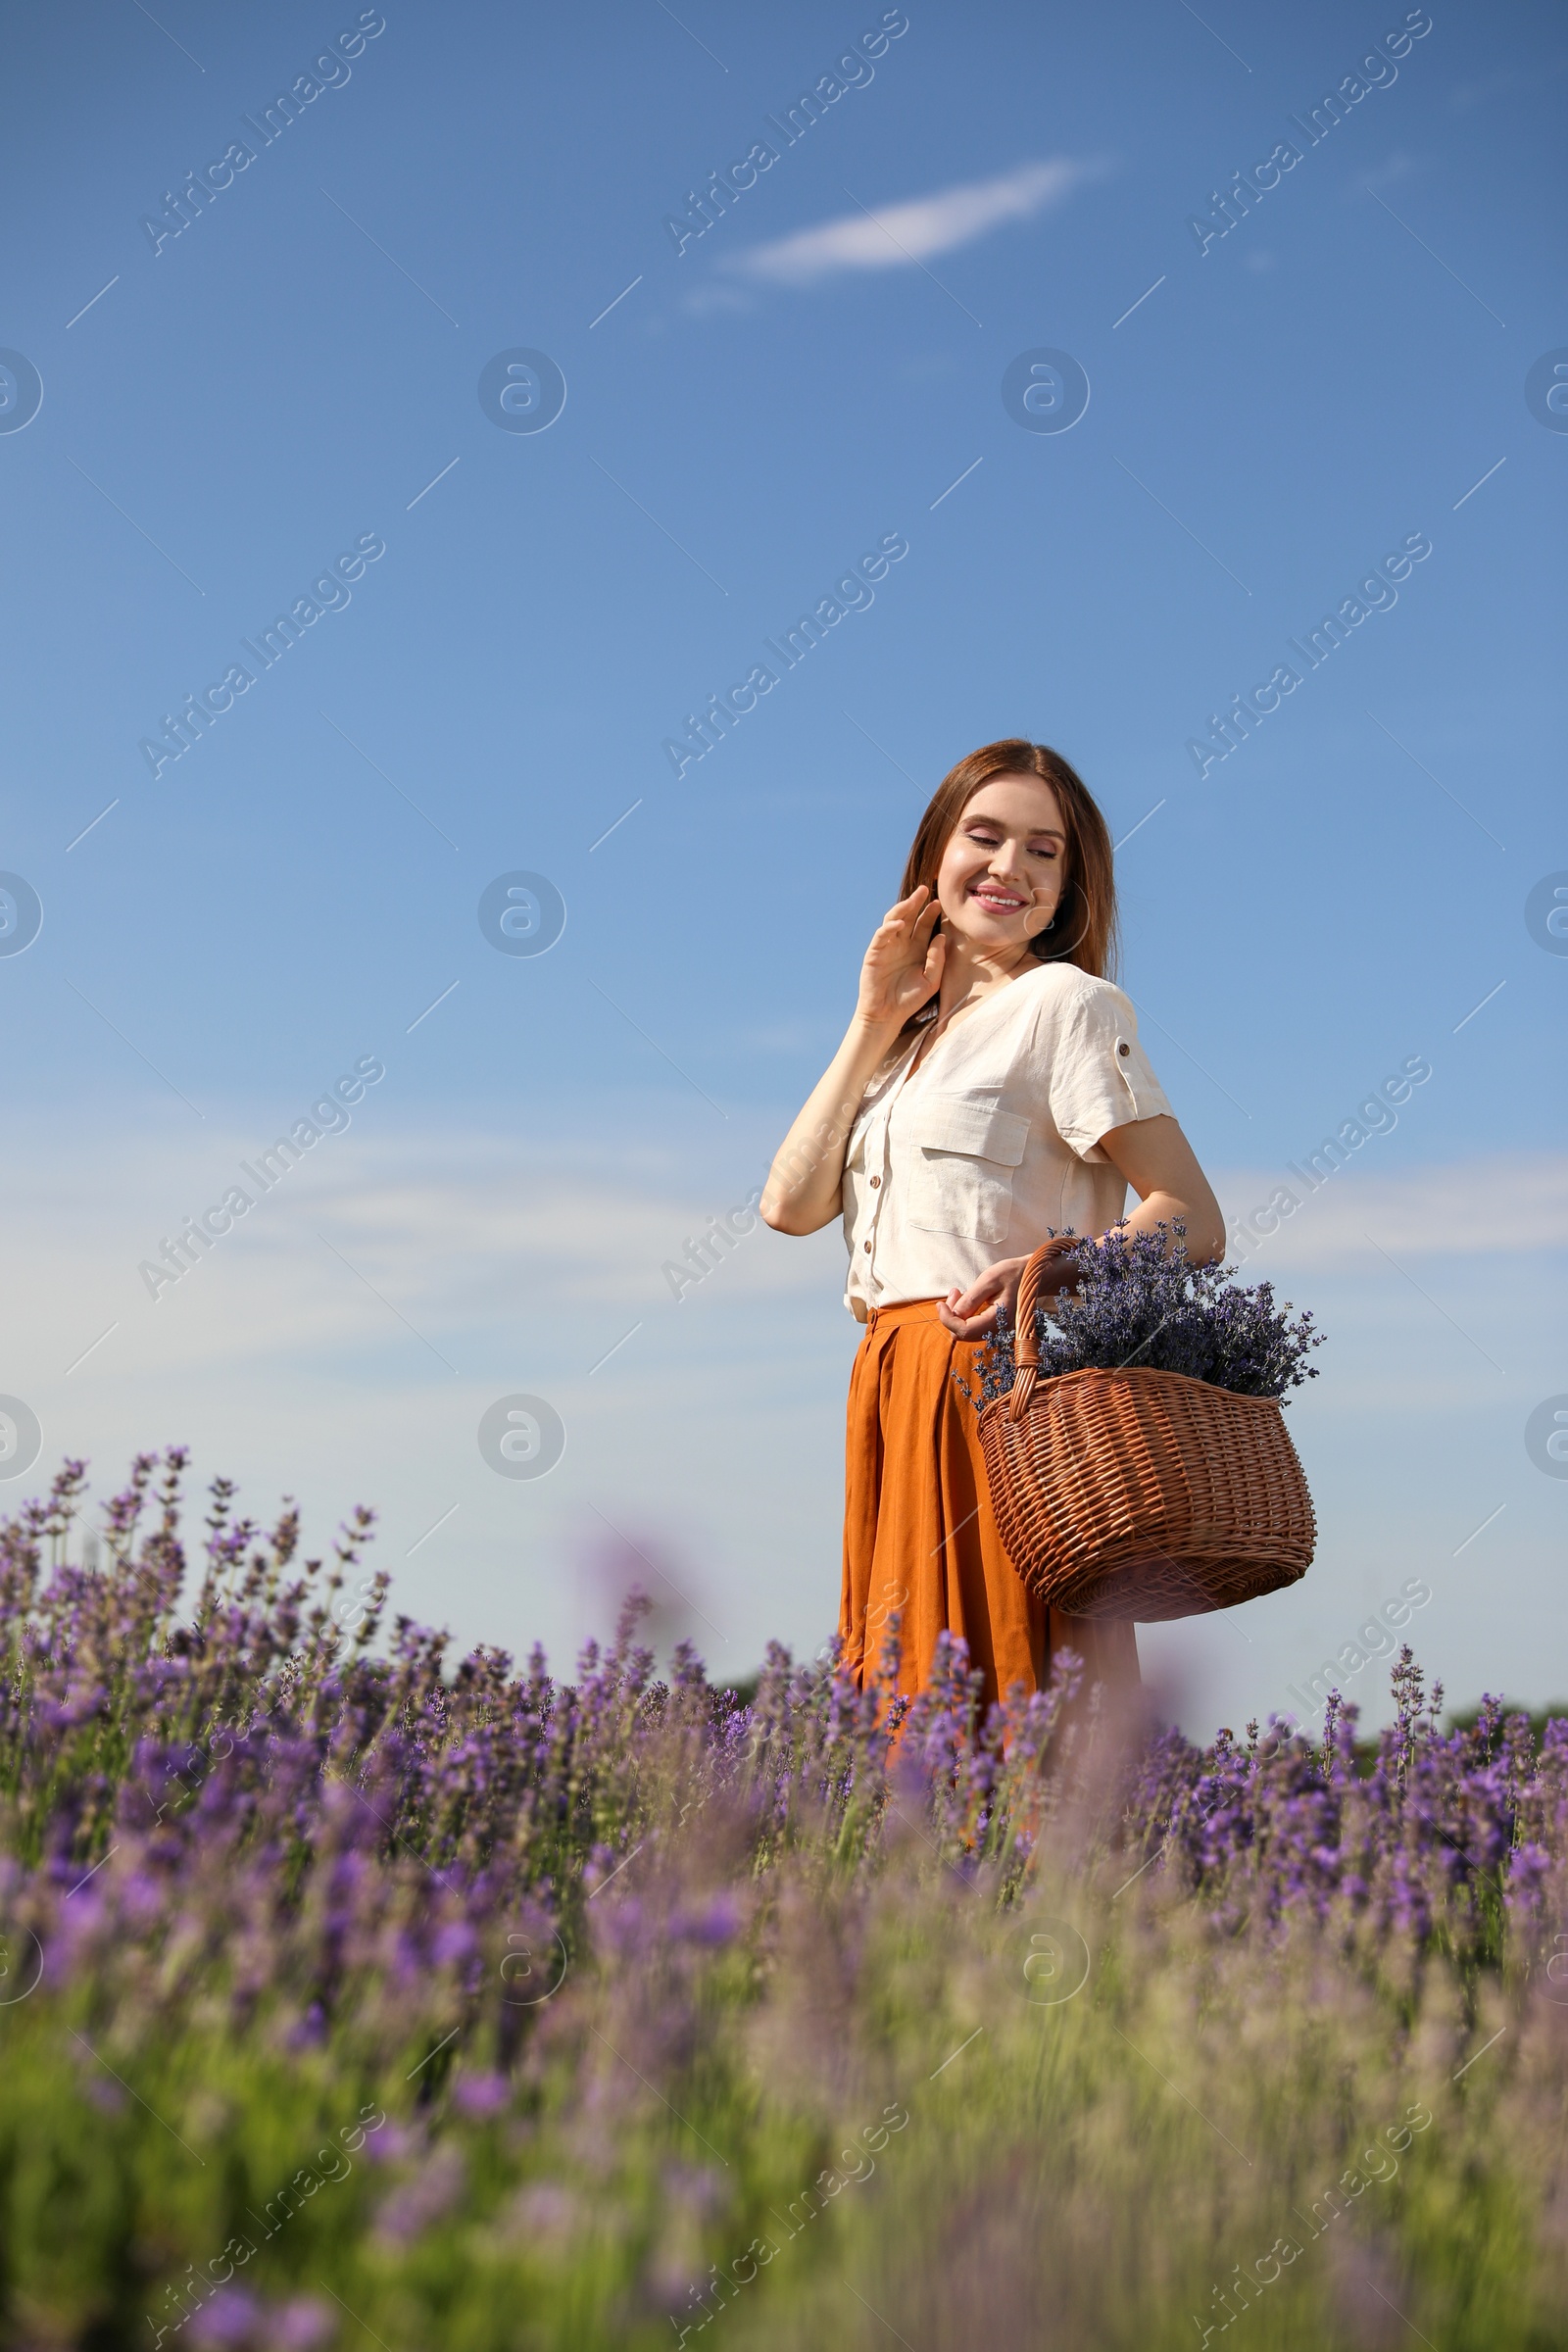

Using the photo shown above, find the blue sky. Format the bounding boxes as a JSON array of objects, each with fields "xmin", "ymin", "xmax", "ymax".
[{"xmin": 0, "ymin": 0, "xmax": 1563, "ymax": 1727}]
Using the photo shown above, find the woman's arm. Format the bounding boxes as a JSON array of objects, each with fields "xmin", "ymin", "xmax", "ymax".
[
  {"xmin": 1097, "ymin": 1113, "xmax": 1225, "ymax": 1262},
  {"xmin": 757, "ymin": 1021, "xmax": 900, "ymax": 1236},
  {"xmin": 760, "ymin": 887, "xmax": 944, "ymax": 1237},
  {"xmin": 936, "ymin": 1113, "xmax": 1226, "ymax": 1338}
]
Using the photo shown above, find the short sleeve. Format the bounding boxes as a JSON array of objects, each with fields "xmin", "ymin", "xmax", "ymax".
[{"xmin": 1047, "ymin": 983, "xmax": 1173, "ymax": 1162}]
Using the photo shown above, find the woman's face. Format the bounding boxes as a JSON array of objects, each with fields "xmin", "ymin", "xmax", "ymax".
[{"xmin": 933, "ymin": 774, "xmax": 1068, "ymax": 955}]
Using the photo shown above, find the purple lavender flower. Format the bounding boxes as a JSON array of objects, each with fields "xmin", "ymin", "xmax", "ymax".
[
  {"xmin": 452, "ymin": 2071, "xmax": 511, "ymax": 2117},
  {"xmin": 974, "ymin": 1221, "xmax": 1323, "ymax": 1406},
  {"xmin": 266, "ymin": 2300, "xmax": 335, "ymax": 2352},
  {"xmin": 372, "ymin": 2144, "xmax": 466, "ymax": 2245},
  {"xmin": 190, "ymin": 2288, "xmax": 262, "ymax": 2349},
  {"xmin": 3, "ymin": 1445, "xmax": 1566, "ymax": 2342}
]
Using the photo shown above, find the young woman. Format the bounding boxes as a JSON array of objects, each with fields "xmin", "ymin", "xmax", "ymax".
[{"xmin": 760, "ymin": 740, "xmax": 1225, "ymax": 1711}]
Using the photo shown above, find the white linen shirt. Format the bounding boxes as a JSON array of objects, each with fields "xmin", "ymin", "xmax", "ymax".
[{"xmin": 841, "ymin": 963, "xmax": 1173, "ymax": 1316}]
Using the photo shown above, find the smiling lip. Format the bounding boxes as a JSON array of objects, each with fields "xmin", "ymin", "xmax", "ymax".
[{"xmin": 968, "ymin": 885, "xmax": 1028, "ymax": 912}]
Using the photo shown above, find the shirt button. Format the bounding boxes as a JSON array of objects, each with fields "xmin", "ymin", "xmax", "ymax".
[
  {"xmin": 870, "ymin": 1175, "xmax": 881, "ymax": 1188},
  {"xmin": 862, "ymin": 1240, "xmax": 872, "ymax": 1252}
]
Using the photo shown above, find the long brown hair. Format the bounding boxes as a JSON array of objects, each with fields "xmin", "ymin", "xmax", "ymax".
[{"xmin": 898, "ymin": 740, "xmax": 1119, "ymax": 1012}]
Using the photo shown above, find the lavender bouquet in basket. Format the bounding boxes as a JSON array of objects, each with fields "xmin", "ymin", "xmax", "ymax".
[{"xmin": 967, "ymin": 1222, "xmax": 1323, "ymax": 1411}]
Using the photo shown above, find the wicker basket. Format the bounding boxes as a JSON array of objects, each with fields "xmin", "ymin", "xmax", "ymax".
[{"xmin": 976, "ymin": 1243, "xmax": 1315, "ymax": 1622}]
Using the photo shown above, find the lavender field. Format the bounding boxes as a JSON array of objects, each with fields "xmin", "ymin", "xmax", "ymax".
[{"xmin": 3, "ymin": 1451, "xmax": 1566, "ymax": 2352}]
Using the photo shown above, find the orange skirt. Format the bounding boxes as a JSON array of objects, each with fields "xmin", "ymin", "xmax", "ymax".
[{"xmin": 840, "ymin": 1297, "xmax": 1139, "ymax": 1711}]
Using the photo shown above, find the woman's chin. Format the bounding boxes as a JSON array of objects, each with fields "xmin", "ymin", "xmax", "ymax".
[{"xmin": 947, "ymin": 916, "xmax": 1030, "ymax": 952}]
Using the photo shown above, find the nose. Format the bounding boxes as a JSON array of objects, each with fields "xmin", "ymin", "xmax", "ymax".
[{"xmin": 987, "ymin": 837, "xmax": 1029, "ymax": 888}]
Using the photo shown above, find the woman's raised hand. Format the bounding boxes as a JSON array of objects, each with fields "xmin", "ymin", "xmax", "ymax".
[
  {"xmin": 856, "ymin": 886, "xmax": 945, "ymax": 1030},
  {"xmin": 761, "ymin": 887, "xmax": 944, "ymax": 1238}
]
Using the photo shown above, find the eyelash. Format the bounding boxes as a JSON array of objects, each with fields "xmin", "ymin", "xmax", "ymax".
[{"xmin": 967, "ymin": 830, "xmax": 1055, "ymax": 858}]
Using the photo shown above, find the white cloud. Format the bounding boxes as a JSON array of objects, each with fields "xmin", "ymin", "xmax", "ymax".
[
  {"xmin": 725, "ymin": 158, "xmax": 1106, "ymax": 287},
  {"xmin": 678, "ymin": 283, "xmax": 757, "ymax": 318},
  {"xmin": 1357, "ymin": 149, "xmax": 1418, "ymax": 196},
  {"xmin": 0, "ymin": 1124, "xmax": 830, "ymax": 1385},
  {"xmin": 0, "ymin": 1119, "xmax": 851, "ymax": 1680},
  {"xmin": 1215, "ymin": 1150, "xmax": 1568, "ymax": 1270}
]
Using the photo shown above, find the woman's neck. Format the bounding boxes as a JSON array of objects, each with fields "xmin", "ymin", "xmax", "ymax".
[{"xmin": 931, "ymin": 935, "xmax": 1035, "ymax": 1031}]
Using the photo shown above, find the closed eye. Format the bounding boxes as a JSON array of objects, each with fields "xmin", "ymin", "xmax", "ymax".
[{"xmin": 961, "ymin": 824, "xmax": 1063, "ymax": 863}]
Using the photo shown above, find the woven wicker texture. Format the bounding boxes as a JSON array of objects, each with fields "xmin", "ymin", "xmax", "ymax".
[{"xmin": 976, "ymin": 1244, "xmax": 1316, "ymax": 1623}]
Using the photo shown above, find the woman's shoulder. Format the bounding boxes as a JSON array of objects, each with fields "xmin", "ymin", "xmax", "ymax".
[{"xmin": 1015, "ymin": 960, "xmax": 1132, "ymax": 1022}]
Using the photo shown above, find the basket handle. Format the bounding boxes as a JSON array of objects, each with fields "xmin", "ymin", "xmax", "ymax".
[{"xmin": 1007, "ymin": 1240, "xmax": 1077, "ymax": 1422}]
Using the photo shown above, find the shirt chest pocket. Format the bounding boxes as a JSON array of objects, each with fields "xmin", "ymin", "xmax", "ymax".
[{"xmin": 905, "ymin": 1097, "xmax": 1030, "ymax": 1246}]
